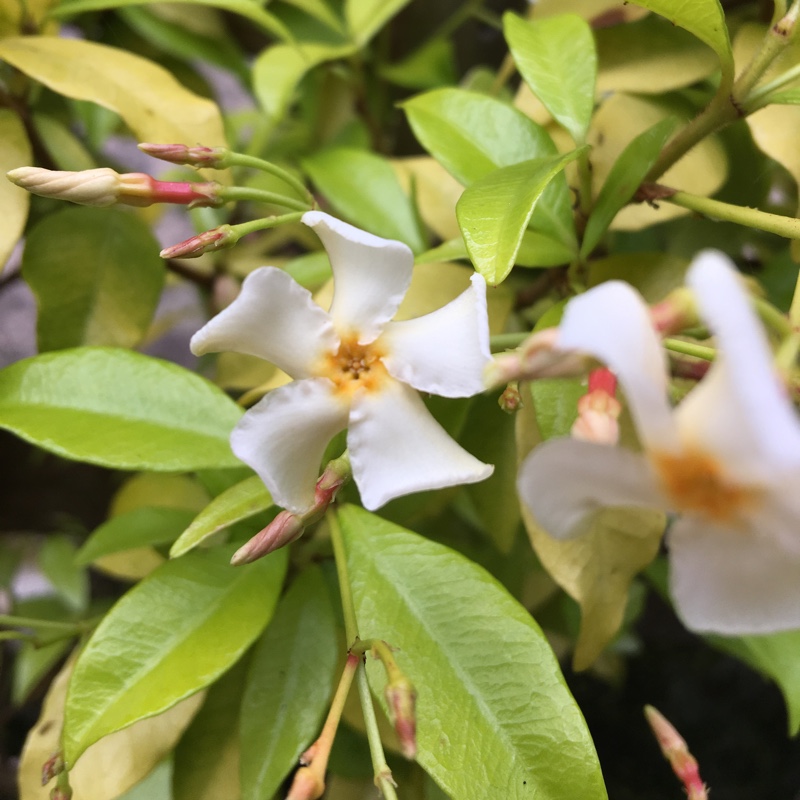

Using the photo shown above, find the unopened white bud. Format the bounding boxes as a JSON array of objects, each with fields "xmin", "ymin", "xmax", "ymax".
[{"xmin": 7, "ymin": 167, "xmax": 122, "ymax": 206}]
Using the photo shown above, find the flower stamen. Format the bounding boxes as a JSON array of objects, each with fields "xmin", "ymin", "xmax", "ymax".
[{"xmin": 322, "ymin": 336, "xmax": 387, "ymax": 396}]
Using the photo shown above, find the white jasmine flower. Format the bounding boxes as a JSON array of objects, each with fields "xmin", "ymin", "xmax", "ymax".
[
  {"xmin": 518, "ymin": 250, "xmax": 800, "ymax": 635},
  {"xmin": 192, "ymin": 211, "xmax": 493, "ymax": 513}
]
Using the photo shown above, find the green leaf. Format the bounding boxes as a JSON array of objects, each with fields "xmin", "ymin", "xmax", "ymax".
[
  {"xmin": 63, "ymin": 546, "xmax": 287, "ymax": 764},
  {"xmin": 380, "ymin": 38, "xmax": 457, "ymax": 90},
  {"xmin": 0, "ymin": 109, "xmax": 31, "ymax": 274},
  {"xmin": 0, "ymin": 348, "xmax": 243, "ymax": 472},
  {"xmin": 50, "ymin": 0, "xmax": 290, "ymax": 39},
  {"xmin": 516, "ymin": 230, "xmax": 576, "ymax": 268},
  {"xmin": 710, "ymin": 630, "xmax": 800, "ymax": 735},
  {"xmin": 39, "ymin": 535, "xmax": 89, "ymax": 613},
  {"xmin": 767, "ymin": 88, "xmax": 800, "ymax": 105},
  {"xmin": 32, "ymin": 112, "xmax": 96, "ymax": 171},
  {"xmin": 170, "ymin": 476, "xmax": 273, "ymax": 558},
  {"xmin": 625, "ymin": 0, "xmax": 733, "ymax": 86},
  {"xmin": 581, "ymin": 117, "xmax": 678, "ymax": 258},
  {"xmin": 252, "ymin": 42, "xmax": 355, "ymax": 123},
  {"xmin": 0, "ymin": 37, "xmax": 227, "ymax": 148},
  {"xmin": 77, "ymin": 508, "xmax": 197, "ymax": 565},
  {"xmin": 280, "ymin": 0, "xmax": 345, "ymax": 33},
  {"xmin": 339, "ymin": 505, "xmax": 607, "ymax": 800},
  {"xmin": 303, "ymin": 147, "xmax": 426, "ymax": 253},
  {"xmin": 504, "ymin": 13, "xmax": 597, "ymax": 144},
  {"xmin": 457, "ymin": 150, "xmax": 586, "ymax": 285},
  {"xmin": 22, "ymin": 208, "xmax": 165, "ymax": 351},
  {"xmin": 344, "ymin": 0, "xmax": 411, "ymax": 46},
  {"xmin": 240, "ymin": 567, "xmax": 338, "ymax": 800}
]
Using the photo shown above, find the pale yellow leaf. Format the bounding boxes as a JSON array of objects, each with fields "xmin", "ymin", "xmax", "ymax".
[
  {"xmin": 0, "ymin": 37, "xmax": 227, "ymax": 148},
  {"xmin": 589, "ymin": 93, "xmax": 727, "ymax": 230},
  {"xmin": 0, "ymin": 110, "xmax": 31, "ymax": 272},
  {"xmin": 733, "ymin": 22, "xmax": 800, "ymax": 86},
  {"xmin": 19, "ymin": 657, "xmax": 203, "ymax": 800},
  {"xmin": 532, "ymin": 0, "xmax": 648, "ymax": 23}
]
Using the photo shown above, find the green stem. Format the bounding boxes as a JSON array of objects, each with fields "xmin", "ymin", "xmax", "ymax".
[
  {"xmin": 490, "ymin": 332, "xmax": 529, "ymax": 352},
  {"xmin": 660, "ymin": 189, "xmax": 800, "ymax": 240},
  {"xmin": 328, "ymin": 510, "xmax": 358, "ymax": 645},
  {"xmin": 576, "ymin": 147, "xmax": 593, "ymax": 224},
  {"xmin": 231, "ymin": 212, "xmax": 305, "ymax": 238},
  {"xmin": 733, "ymin": 15, "xmax": 796, "ymax": 102},
  {"xmin": 789, "ymin": 269, "xmax": 800, "ymax": 329},
  {"xmin": 663, "ymin": 338, "xmax": 716, "ymax": 361},
  {"xmin": 490, "ymin": 52, "xmax": 517, "ymax": 95},
  {"xmin": 217, "ymin": 186, "xmax": 310, "ymax": 212},
  {"xmin": 223, "ymin": 153, "xmax": 313, "ymax": 203},
  {"xmin": 754, "ymin": 297, "xmax": 793, "ymax": 338},
  {"xmin": 743, "ymin": 62, "xmax": 800, "ymax": 110},
  {"xmin": 357, "ymin": 666, "xmax": 399, "ymax": 800}
]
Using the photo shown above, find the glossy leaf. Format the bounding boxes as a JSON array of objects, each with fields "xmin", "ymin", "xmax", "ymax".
[
  {"xmin": 0, "ymin": 37, "xmax": 227, "ymax": 148},
  {"xmin": 170, "ymin": 475, "xmax": 273, "ymax": 558},
  {"xmin": 345, "ymin": 0, "xmax": 411, "ymax": 45},
  {"xmin": 581, "ymin": 116, "xmax": 678, "ymax": 257},
  {"xmin": 504, "ymin": 13, "xmax": 597, "ymax": 144},
  {"xmin": 240, "ymin": 567, "xmax": 338, "ymax": 800},
  {"xmin": 381, "ymin": 38, "xmax": 457, "ymax": 90},
  {"xmin": 20, "ymin": 657, "xmax": 202, "ymax": 800},
  {"xmin": 252, "ymin": 42, "xmax": 355, "ymax": 122},
  {"xmin": 339, "ymin": 505, "xmax": 607, "ymax": 800},
  {"xmin": 23, "ymin": 208, "xmax": 165, "ymax": 351},
  {"xmin": 280, "ymin": 0, "xmax": 344, "ymax": 33},
  {"xmin": 626, "ymin": 0, "xmax": 733, "ymax": 85},
  {"xmin": 457, "ymin": 150, "xmax": 585, "ymax": 285},
  {"xmin": 51, "ymin": 0, "xmax": 289, "ymax": 39},
  {"xmin": 0, "ymin": 110, "xmax": 31, "ymax": 273},
  {"xmin": 63, "ymin": 546, "xmax": 287, "ymax": 764},
  {"xmin": 0, "ymin": 348, "xmax": 243, "ymax": 472},
  {"xmin": 77, "ymin": 508, "xmax": 197, "ymax": 565},
  {"xmin": 39, "ymin": 535, "xmax": 89, "ymax": 613},
  {"xmin": 173, "ymin": 658, "xmax": 249, "ymax": 800},
  {"xmin": 303, "ymin": 147, "xmax": 426, "ymax": 253}
]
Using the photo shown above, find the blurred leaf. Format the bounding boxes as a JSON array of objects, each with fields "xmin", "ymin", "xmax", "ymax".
[
  {"xmin": 0, "ymin": 110, "xmax": 31, "ymax": 274},
  {"xmin": 253, "ymin": 41, "xmax": 354, "ymax": 123},
  {"xmin": 381, "ymin": 38, "xmax": 457, "ymax": 90},
  {"xmin": 344, "ymin": 0, "xmax": 411, "ymax": 46},
  {"xmin": 77, "ymin": 508, "xmax": 197, "ymax": 565},
  {"xmin": 63, "ymin": 546, "xmax": 287, "ymax": 764},
  {"xmin": 504, "ymin": 13, "xmax": 597, "ymax": 144},
  {"xmin": 625, "ymin": 0, "xmax": 733, "ymax": 85},
  {"xmin": 51, "ymin": 0, "xmax": 289, "ymax": 38},
  {"xmin": 281, "ymin": 0, "xmax": 344, "ymax": 32},
  {"xmin": 460, "ymin": 393, "xmax": 520, "ymax": 554},
  {"xmin": 595, "ymin": 13, "xmax": 718, "ymax": 94},
  {"xmin": 589, "ymin": 93, "xmax": 727, "ymax": 230},
  {"xmin": 339, "ymin": 505, "xmax": 607, "ymax": 800},
  {"xmin": 587, "ymin": 252, "xmax": 690, "ymax": 302},
  {"xmin": 457, "ymin": 150, "xmax": 585, "ymax": 285},
  {"xmin": 0, "ymin": 348, "xmax": 243, "ymax": 472},
  {"xmin": 0, "ymin": 37, "xmax": 227, "ymax": 149},
  {"xmin": 39, "ymin": 535, "xmax": 89, "ymax": 613},
  {"xmin": 23, "ymin": 208, "xmax": 165, "ymax": 351},
  {"xmin": 516, "ymin": 230, "xmax": 576, "ymax": 268},
  {"xmin": 117, "ymin": 759, "xmax": 173, "ymax": 800},
  {"xmin": 746, "ymin": 103, "xmax": 800, "ymax": 188},
  {"xmin": 581, "ymin": 116, "xmax": 678, "ymax": 257},
  {"xmin": 31, "ymin": 113, "xmax": 95, "ymax": 171},
  {"xmin": 173, "ymin": 659, "xmax": 250, "ymax": 800},
  {"xmin": 171, "ymin": 475, "xmax": 273, "ymax": 558},
  {"xmin": 19, "ymin": 656, "xmax": 202, "ymax": 800},
  {"xmin": 240, "ymin": 567, "xmax": 338, "ymax": 800},
  {"xmin": 303, "ymin": 147, "xmax": 426, "ymax": 252}
]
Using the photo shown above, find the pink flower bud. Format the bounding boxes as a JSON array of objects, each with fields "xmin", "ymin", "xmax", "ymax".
[
  {"xmin": 41, "ymin": 752, "xmax": 64, "ymax": 785},
  {"xmin": 498, "ymin": 383, "xmax": 523, "ymax": 413},
  {"xmin": 384, "ymin": 675, "xmax": 417, "ymax": 760},
  {"xmin": 649, "ymin": 287, "xmax": 698, "ymax": 335},
  {"xmin": 285, "ymin": 766, "xmax": 325, "ymax": 800},
  {"xmin": 230, "ymin": 511, "xmax": 305, "ymax": 566},
  {"xmin": 160, "ymin": 225, "xmax": 237, "ymax": 259},
  {"xmin": 571, "ymin": 368, "xmax": 621, "ymax": 445},
  {"xmin": 138, "ymin": 142, "xmax": 227, "ymax": 168}
]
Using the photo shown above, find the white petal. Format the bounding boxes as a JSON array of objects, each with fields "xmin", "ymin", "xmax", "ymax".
[
  {"xmin": 302, "ymin": 211, "xmax": 413, "ymax": 343},
  {"xmin": 381, "ymin": 274, "xmax": 490, "ymax": 397},
  {"xmin": 668, "ymin": 510, "xmax": 800, "ymax": 634},
  {"xmin": 682, "ymin": 250, "xmax": 800, "ymax": 470},
  {"xmin": 347, "ymin": 379, "xmax": 493, "ymax": 510},
  {"xmin": 557, "ymin": 282, "xmax": 678, "ymax": 451},
  {"xmin": 517, "ymin": 438, "xmax": 668, "ymax": 539},
  {"xmin": 191, "ymin": 267, "xmax": 338, "ymax": 379},
  {"xmin": 230, "ymin": 378, "xmax": 349, "ymax": 514}
]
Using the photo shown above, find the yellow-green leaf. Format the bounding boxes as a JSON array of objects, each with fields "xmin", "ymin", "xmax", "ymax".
[{"xmin": 0, "ymin": 110, "xmax": 31, "ymax": 274}]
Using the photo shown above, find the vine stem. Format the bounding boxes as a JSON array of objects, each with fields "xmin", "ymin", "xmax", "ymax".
[
  {"xmin": 328, "ymin": 510, "xmax": 399, "ymax": 800},
  {"xmin": 663, "ymin": 338, "xmax": 715, "ymax": 361},
  {"xmin": 216, "ymin": 186, "xmax": 310, "ymax": 212},
  {"xmin": 223, "ymin": 152, "xmax": 313, "ymax": 204}
]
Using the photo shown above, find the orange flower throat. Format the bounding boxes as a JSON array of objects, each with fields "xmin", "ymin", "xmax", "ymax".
[{"xmin": 322, "ymin": 336, "xmax": 387, "ymax": 397}]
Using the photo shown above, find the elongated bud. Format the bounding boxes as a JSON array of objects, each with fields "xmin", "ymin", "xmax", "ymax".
[
  {"xmin": 485, "ymin": 328, "xmax": 587, "ymax": 389},
  {"xmin": 160, "ymin": 225, "xmax": 238, "ymax": 259},
  {"xmin": 644, "ymin": 706, "xmax": 708, "ymax": 800},
  {"xmin": 285, "ymin": 766, "xmax": 325, "ymax": 800},
  {"xmin": 571, "ymin": 368, "xmax": 621, "ymax": 445},
  {"xmin": 231, "ymin": 510, "xmax": 305, "ymax": 566},
  {"xmin": 649, "ymin": 287, "xmax": 697, "ymax": 335},
  {"xmin": 138, "ymin": 142, "xmax": 228, "ymax": 169},
  {"xmin": 41, "ymin": 752, "xmax": 64, "ymax": 785},
  {"xmin": 7, "ymin": 166, "xmax": 221, "ymax": 208},
  {"xmin": 384, "ymin": 675, "xmax": 417, "ymax": 759}
]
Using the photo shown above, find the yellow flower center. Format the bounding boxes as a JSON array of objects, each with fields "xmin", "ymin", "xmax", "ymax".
[
  {"xmin": 322, "ymin": 336, "xmax": 387, "ymax": 397},
  {"xmin": 651, "ymin": 449, "xmax": 762, "ymax": 524}
]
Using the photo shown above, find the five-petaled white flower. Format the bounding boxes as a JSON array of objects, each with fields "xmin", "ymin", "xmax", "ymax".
[
  {"xmin": 518, "ymin": 250, "xmax": 800, "ymax": 635},
  {"xmin": 192, "ymin": 211, "xmax": 493, "ymax": 513}
]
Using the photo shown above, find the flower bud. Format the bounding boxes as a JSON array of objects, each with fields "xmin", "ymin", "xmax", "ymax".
[
  {"xmin": 498, "ymin": 383, "xmax": 523, "ymax": 413},
  {"xmin": 41, "ymin": 752, "xmax": 64, "ymax": 785},
  {"xmin": 160, "ymin": 225, "xmax": 238, "ymax": 259},
  {"xmin": 649, "ymin": 287, "xmax": 698, "ymax": 335},
  {"xmin": 571, "ymin": 368, "xmax": 621, "ymax": 445},
  {"xmin": 230, "ymin": 511, "xmax": 305, "ymax": 566},
  {"xmin": 384, "ymin": 675, "xmax": 417, "ymax": 759},
  {"xmin": 285, "ymin": 766, "xmax": 325, "ymax": 800},
  {"xmin": 138, "ymin": 142, "xmax": 227, "ymax": 168}
]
